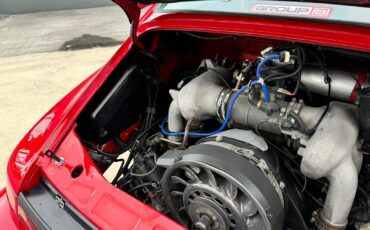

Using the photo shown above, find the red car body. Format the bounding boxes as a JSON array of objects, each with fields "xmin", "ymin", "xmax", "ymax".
[{"xmin": 1, "ymin": 1, "xmax": 370, "ymax": 229}]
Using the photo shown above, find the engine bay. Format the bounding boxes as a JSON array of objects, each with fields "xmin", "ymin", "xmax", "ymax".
[{"xmin": 76, "ymin": 31, "xmax": 370, "ymax": 230}]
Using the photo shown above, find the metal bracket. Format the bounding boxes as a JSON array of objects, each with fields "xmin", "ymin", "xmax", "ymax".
[
  {"xmin": 44, "ymin": 150, "xmax": 64, "ymax": 166},
  {"xmin": 55, "ymin": 194, "xmax": 65, "ymax": 209}
]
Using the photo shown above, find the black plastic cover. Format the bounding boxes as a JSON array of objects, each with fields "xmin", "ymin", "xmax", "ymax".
[
  {"xmin": 360, "ymin": 88, "xmax": 370, "ymax": 152},
  {"xmin": 79, "ymin": 65, "xmax": 147, "ymax": 144}
]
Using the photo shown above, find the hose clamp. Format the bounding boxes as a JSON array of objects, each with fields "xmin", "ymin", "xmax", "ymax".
[
  {"xmin": 311, "ymin": 210, "xmax": 347, "ymax": 230},
  {"xmin": 216, "ymin": 89, "xmax": 233, "ymax": 120},
  {"xmin": 216, "ymin": 90, "xmax": 226, "ymax": 119}
]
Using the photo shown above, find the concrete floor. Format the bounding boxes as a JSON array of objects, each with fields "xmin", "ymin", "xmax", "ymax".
[
  {"xmin": 0, "ymin": 6, "xmax": 128, "ymax": 57},
  {"xmin": 0, "ymin": 46, "xmax": 120, "ymax": 188}
]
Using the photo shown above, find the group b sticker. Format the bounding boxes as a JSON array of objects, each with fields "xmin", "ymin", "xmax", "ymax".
[{"xmin": 250, "ymin": 3, "xmax": 332, "ymax": 18}]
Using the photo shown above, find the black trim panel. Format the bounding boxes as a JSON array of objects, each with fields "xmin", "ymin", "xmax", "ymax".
[{"xmin": 18, "ymin": 178, "xmax": 97, "ymax": 230}]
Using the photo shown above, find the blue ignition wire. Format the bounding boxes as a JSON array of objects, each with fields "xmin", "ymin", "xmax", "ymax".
[
  {"xmin": 256, "ymin": 54, "xmax": 281, "ymax": 102},
  {"xmin": 160, "ymin": 80, "xmax": 259, "ymax": 137}
]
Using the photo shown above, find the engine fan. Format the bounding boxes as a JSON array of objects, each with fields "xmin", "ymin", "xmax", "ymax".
[{"xmin": 158, "ymin": 131, "xmax": 290, "ymax": 230}]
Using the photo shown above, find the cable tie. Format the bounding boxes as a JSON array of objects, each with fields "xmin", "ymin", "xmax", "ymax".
[{"xmin": 257, "ymin": 78, "xmax": 265, "ymax": 85}]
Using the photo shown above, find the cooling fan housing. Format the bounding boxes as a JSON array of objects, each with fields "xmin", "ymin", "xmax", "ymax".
[{"xmin": 158, "ymin": 135, "xmax": 286, "ymax": 230}]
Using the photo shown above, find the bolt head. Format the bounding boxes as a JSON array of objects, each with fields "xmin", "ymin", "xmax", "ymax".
[
  {"xmin": 174, "ymin": 156, "xmax": 182, "ymax": 162},
  {"xmin": 55, "ymin": 157, "xmax": 65, "ymax": 166},
  {"xmin": 215, "ymin": 136, "xmax": 223, "ymax": 142},
  {"xmin": 195, "ymin": 222, "xmax": 207, "ymax": 230},
  {"xmin": 279, "ymin": 181, "xmax": 285, "ymax": 189}
]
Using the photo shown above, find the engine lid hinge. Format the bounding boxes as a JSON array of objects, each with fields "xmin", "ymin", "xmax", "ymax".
[{"xmin": 113, "ymin": 0, "xmax": 143, "ymax": 49}]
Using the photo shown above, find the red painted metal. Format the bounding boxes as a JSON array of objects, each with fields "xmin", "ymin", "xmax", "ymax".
[
  {"xmin": 348, "ymin": 72, "xmax": 366, "ymax": 102},
  {"xmin": 40, "ymin": 129, "xmax": 184, "ymax": 229},
  {"xmin": 2, "ymin": 3, "xmax": 370, "ymax": 229},
  {"xmin": 90, "ymin": 120, "xmax": 142, "ymax": 154},
  {"xmin": 118, "ymin": 119, "xmax": 142, "ymax": 142},
  {"xmin": 0, "ymin": 190, "xmax": 17, "ymax": 230}
]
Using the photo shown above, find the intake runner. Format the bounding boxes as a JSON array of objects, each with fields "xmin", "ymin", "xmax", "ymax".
[{"xmin": 167, "ymin": 60, "xmax": 324, "ymax": 140}]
